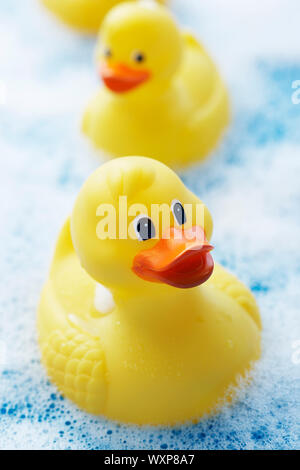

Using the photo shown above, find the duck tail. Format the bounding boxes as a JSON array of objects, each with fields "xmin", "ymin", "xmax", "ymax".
[{"xmin": 189, "ymin": 79, "xmax": 230, "ymax": 157}]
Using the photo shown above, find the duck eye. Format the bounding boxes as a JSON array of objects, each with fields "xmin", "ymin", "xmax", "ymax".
[
  {"xmin": 133, "ymin": 51, "xmax": 145, "ymax": 63},
  {"xmin": 104, "ymin": 47, "xmax": 112, "ymax": 58},
  {"xmin": 134, "ymin": 216, "xmax": 156, "ymax": 241},
  {"xmin": 171, "ymin": 200, "xmax": 186, "ymax": 226}
]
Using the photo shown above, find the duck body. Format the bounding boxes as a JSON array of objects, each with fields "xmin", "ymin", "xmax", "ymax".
[
  {"xmin": 38, "ymin": 157, "xmax": 261, "ymax": 425},
  {"xmin": 41, "ymin": 0, "xmax": 167, "ymax": 33},
  {"xmin": 83, "ymin": 37, "xmax": 229, "ymax": 167},
  {"xmin": 82, "ymin": 3, "xmax": 229, "ymax": 167}
]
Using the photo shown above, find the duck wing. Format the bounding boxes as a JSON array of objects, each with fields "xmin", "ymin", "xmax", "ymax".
[
  {"xmin": 39, "ymin": 218, "xmax": 109, "ymax": 414},
  {"xmin": 207, "ymin": 263, "xmax": 262, "ymax": 329},
  {"xmin": 41, "ymin": 327, "xmax": 108, "ymax": 414}
]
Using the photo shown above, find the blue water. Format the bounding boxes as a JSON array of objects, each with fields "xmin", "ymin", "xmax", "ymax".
[{"xmin": 0, "ymin": 0, "xmax": 299, "ymax": 450}]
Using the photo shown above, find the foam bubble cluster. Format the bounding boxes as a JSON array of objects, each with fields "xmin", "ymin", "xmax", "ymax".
[{"xmin": 0, "ymin": 0, "xmax": 299, "ymax": 450}]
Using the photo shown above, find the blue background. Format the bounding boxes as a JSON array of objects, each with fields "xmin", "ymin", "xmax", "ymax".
[{"xmin": 0, "ymin": 0, "xmax": 299, "ymax": 449}]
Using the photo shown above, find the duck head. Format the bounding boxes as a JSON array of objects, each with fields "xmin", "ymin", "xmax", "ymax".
[
  {"xmin": 71, "ymin": 157, "xmax": 213, "ymax": 292},
  {"xmin": 95, "ymin": 2, "xmax": 183, "ymax": 95}
]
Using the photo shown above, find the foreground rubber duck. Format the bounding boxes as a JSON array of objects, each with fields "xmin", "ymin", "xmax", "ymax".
[
  {"xmin": 38, "ymin": 157, "xmax": 261, "ymax": 425},
  {"xmin": 41, "ymin": 0, "xmax": 167, "ymax": 33},
  {"xmin": 82, "ymin": 2, "xmax": 230, "ymax": 167}
]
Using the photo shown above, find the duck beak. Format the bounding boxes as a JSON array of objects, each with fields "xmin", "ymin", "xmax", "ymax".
[
  {"xmin": 99, "ymin": 62, "xmax": 151, "ymax": 93},
  {"xmin": 132, "ymin": 226, "xmax": 214, "ymax": 289}
]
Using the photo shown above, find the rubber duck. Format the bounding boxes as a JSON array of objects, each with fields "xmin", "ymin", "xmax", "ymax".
[
  {"xmin": 38, "ymin": 157, "xmax": 261, "ymax": 425},
  {"xmin": 82, "ymin": 2, "xmax": 230, "ymax": 168},
  {"xmin": 41, "ymin": 0, "xmax": 167, "ymax": 34}
]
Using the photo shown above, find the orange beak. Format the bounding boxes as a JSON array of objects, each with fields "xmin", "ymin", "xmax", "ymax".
[
  {"xmin": 132, "ymin": 226, "xmax": 214, "ymax": 289},
  {"xmin": 99, "ymin": 62, "xmax": 151, "ymax": 93}
]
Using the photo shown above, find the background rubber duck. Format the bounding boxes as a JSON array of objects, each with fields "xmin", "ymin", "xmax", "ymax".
[
  {"xmin": 82, "ymin": 2, "xmax": 230, "ymax": 167},
  {"xmin": 41, "ymin": 0, "xmax": 167, "ymax": 33},
  {"xmin": 38, "ymin": 157, "xmax": 261, "ymax": 425}
]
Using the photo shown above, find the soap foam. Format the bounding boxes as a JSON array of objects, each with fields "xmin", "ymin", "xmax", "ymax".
[{"xmin": 0, "ymin": 0, "xmax": 299, "ymax": 449}]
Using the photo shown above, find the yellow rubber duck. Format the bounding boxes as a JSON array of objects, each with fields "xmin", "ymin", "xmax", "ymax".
[
  {"xmin": 38, "ymin": 157, "xmax": 261, "ymax": 425},
  {"xmin": 41, "ymin": 0, "xmax": 167, "ymax": 33},
  {"xmin": 82, "ymin": 2, "xmax": 230, "ymax": 167}
]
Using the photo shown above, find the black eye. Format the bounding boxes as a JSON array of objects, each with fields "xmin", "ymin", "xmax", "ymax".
[
  {"xmin": 133, "ymin": 51, "xmax": 145, "ymax": 63},
  {"xmin": 135, "ymin": 216, "xmax": 156, "ymax": 241},
  {"xmin": 104, "ymin": 47, "xmax": 112, "ymax": 58},
  {"xmin": 172, "ymin": 200, "xmax": 186, "ymax": 226}
]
